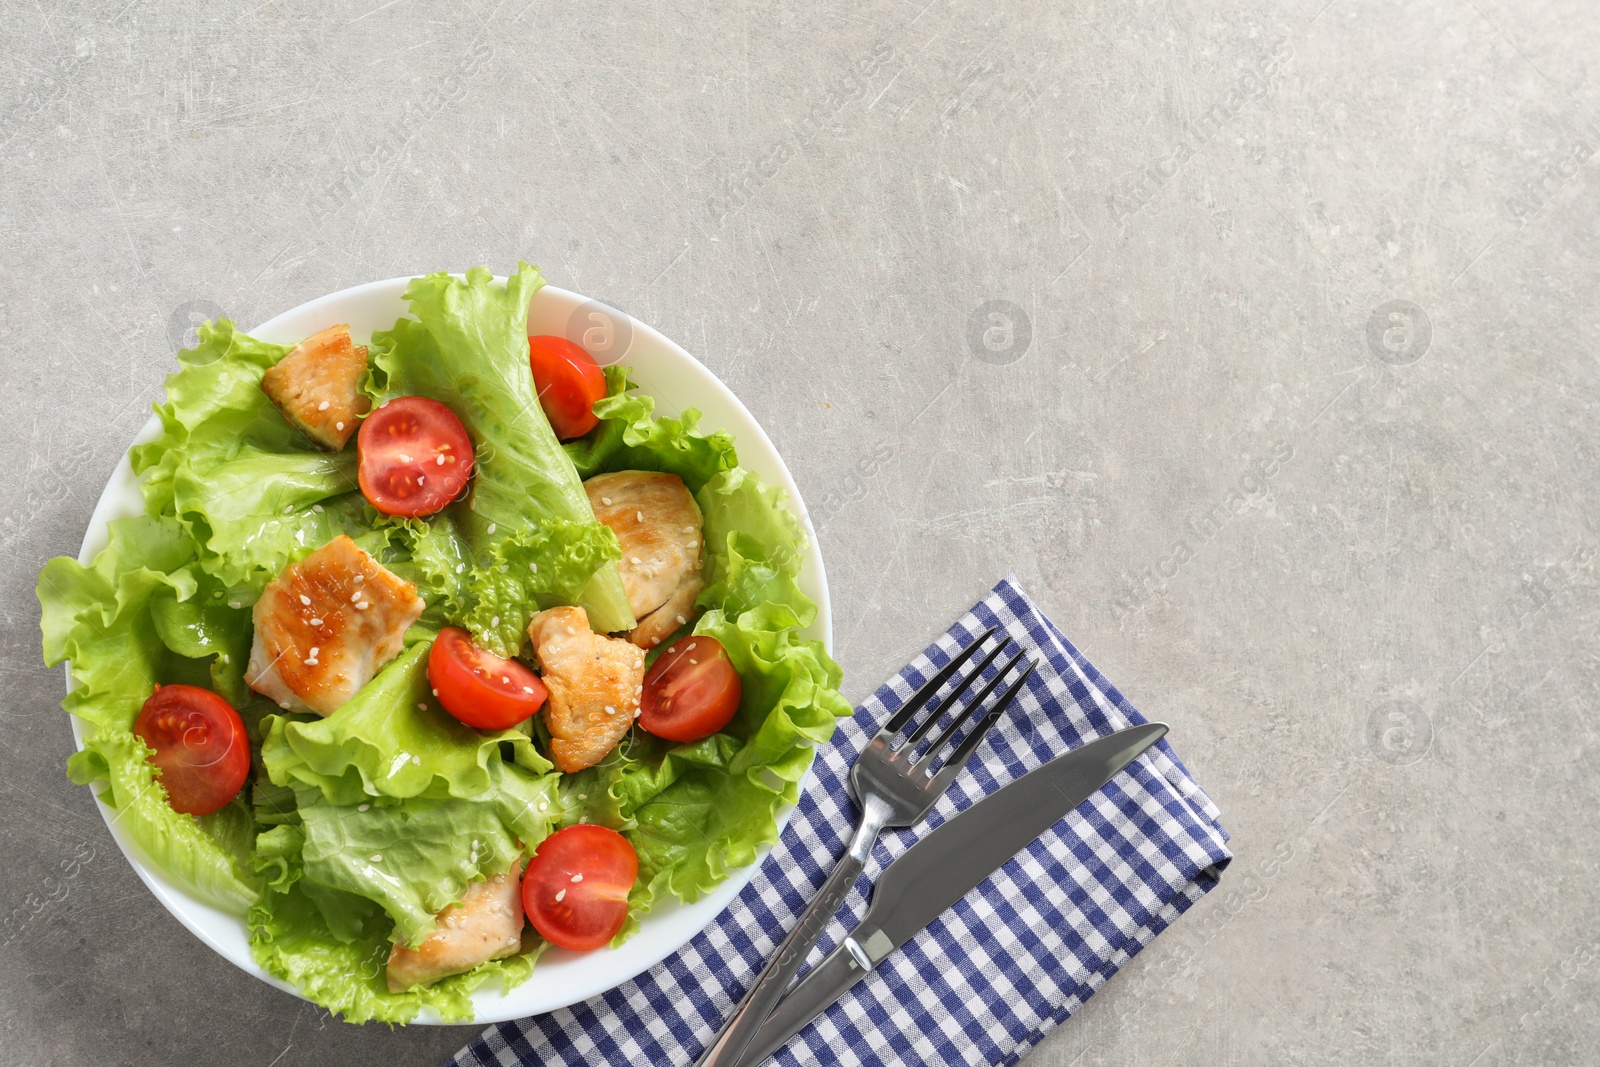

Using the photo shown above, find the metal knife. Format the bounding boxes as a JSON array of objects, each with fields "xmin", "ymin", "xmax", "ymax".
[{"xmin": 724, "ymin": 721, "xmax": 1169, "ymax": 1067}]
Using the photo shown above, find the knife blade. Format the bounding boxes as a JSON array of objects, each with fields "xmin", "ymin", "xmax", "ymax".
[{"xmin": 725, "ymin": 721, "xmax": 1169, "ymax": 1067}]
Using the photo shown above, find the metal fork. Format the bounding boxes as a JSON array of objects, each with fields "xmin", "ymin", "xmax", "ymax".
[{"xmin": 697, "ymin": 627, "xmax": 1038, "ymax": 1067}]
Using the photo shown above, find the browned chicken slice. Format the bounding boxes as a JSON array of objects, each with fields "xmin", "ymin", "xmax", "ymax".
[
  {"xmin": 386, "ymin": 862, "xmax": 525, "ymax": 991},
  {"xmin": 260, "ymin": 323, "xmax": 373, "ymax": 451},
  {"xmin": 584, "ymin": 471, "xmax": 705, "ymax": 644},
  {"xmin": 629, "ymin": 573, "xmax": 704, "ymax": 651},
  {"xmin": 527, "ymin": 606, "xmax": 645, "ymax": 773},
  {"xmin": 246, "ymin": 534, "xmax": 424, "ymax": 715}
]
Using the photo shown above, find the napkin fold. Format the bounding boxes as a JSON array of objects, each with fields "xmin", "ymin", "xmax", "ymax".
[{"xmin": 451, "ymin": 577, "xmax": 1231, "ymax": 1067}]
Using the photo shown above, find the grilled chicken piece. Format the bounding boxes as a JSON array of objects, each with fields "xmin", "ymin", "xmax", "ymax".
[
  {"xmin": 527, "ymin": 606, "xmax": 645, "ymax": 773},
  {"xmin": 246, "ymin": 535, "xmax": 424, "ymax": 716},
  {"xmin": 629, "ymin": 573, "xmax": 704, "ymax": 651},
  {"xmin": 386, "ymin": 862, "xmax": 525, "ymax": 991},
  {"xmin": 584, "ymin": 471, "xmax": 705, "ymax": 640},
  {"xmin": 259, "ymin": 324, "xmax": 372, "ymax": 451}
]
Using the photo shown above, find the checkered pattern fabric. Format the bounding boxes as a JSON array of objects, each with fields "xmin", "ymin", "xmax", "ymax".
[{"xmin": 450, "ymin": 577, "xmax": 1231, "ymax": 1067}]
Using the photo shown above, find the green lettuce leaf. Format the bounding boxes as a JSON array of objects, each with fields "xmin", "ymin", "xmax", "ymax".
[
  {"xmin": 63, "ymin": 729, "xmax": 259, "ymax": 915},
  {"xmin": 130, "ymin": 319, "xmax": 372, "ymax": 597},
  {"xmin": 294, "ymin": 759, "xmax": 559, "ymax": 947},
  {"xmin": 697, "ymin": 467, "xmax": 814, "ymax": 624},
  {"xmin": 384, "ymin": 511, "xmax": 471, "ymax": 623},
  {"xmin": 147, "ymin": 566, "xmax": 256, "ymax": 706},
  {"xmin": 564, "ymin": 366, "xmax": 738, "ymax": 493},
  {"xmin": 38, "ymin": 515, "xmax": 259, "ymax": 915},
  {"xmin": 260, "ymin": 640, "xmax": 551, "ymax": 805},
  {"xmin": 367, "ymin": 266, "xmax": 633, "ymax": 649},
  {"xmin": 249, "ymin": 873, "xmax": 544, "ymax": 1025},
  {"xmin": 622, "ymin": 608, "xmax": 846, "ymax": 915}
]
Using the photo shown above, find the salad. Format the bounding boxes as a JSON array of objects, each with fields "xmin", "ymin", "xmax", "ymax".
[{"xmin": 37, "ymin": 265, "xmax": 849, "ymax": 1023}]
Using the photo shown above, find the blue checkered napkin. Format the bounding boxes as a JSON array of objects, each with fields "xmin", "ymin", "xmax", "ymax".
[{"xmin": 450, "ymin": 577, "xmax": 1231, "ymax": 1067}]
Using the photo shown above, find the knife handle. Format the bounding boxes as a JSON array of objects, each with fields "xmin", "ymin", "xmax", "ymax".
[{"xmin": 698, "ymin": 797, "xmax": 889, "ymax": 1067}]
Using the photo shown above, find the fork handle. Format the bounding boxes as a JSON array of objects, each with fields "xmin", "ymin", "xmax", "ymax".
[{"xmin": 697, "ymin": 795, "xmax": 891, "ymax": 1067}]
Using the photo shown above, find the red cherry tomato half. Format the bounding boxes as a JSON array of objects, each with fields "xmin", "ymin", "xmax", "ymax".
[
  {"xmin": 427, "ymin": 627, "xmax": 548, "ymax": 730},
  {"xmin": 132, "ymin": 685, "xmax": 250, "ymax": 816},
  {"xmin": 357, "ymin": 396, "xmax": 474, "ymax": 517},
  {"xmin": 520, "ymin": 825, "xmax": 638, "ymax": 951},
  {"xmin": 528, "ymin": 335, "xmax": 606, "ymax": 440},
  {"xmin": 638, "ymin": 636, "xmax": 742, "ymax": 743}
]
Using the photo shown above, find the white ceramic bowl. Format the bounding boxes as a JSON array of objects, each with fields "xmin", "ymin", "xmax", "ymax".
[{"xmin": 67, "ymin": 276, "xmax": 831, "ymax": 1024}]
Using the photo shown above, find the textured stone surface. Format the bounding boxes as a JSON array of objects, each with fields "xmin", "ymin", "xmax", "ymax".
[{"xmin": 3, "ymin": 0, "xmax": 1598, "ymax": 1064}]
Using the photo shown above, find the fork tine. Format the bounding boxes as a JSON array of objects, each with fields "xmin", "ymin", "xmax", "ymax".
[
  {"xmin": 879, "ymin": 626, "xmax": 998, "ymax": 738},
  {"xmin": 914, "ymin": 650, "xmax": 1027, "ymax": 771},
  {"xmin": 929, "ymin": 658, "xmax": 1038, "ymax": 786},
  {"xmin": 901, "ymin": 637, "xmax": 1011, "ymax": 748}
]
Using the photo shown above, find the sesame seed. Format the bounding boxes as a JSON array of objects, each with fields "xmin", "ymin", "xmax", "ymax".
[
  {"xmin": 690, "ymin": 658, "xmax": 698, "ymax": 664},
  {"xmin": 577, "ymin": 794, "xmax": 586, "ymax": 800},
  {"xmin": 667, "ymin": 645, "xmax": 676, "ymax": 654},
  {"xmin": 487, "ymin": 523, "xmax": 497, "ymax": 534},
  {"xmin": 436, "ymin": 454, "xmax": 445, "ymax": 465},
  {"xmin": 636, "ymin": 510, "xmax": 644, "ymax": 522},
  {"xmin": 284, "ymin": 504, "xmax": 294, "ymax": 514},
  {"xmin": 356, "ymin": 602, "xmax": 368, "ymax": 610},
  {"xmin": 353, "ymin": 575, "xmax": 363, "ymax": 583},
  {"xmin": 491, "ymin": 617, "xmax": 501, "ymax": 627},
  {"xmin": 417, "ymin": 475, "xmax": 425, "ymax": 485},
  {"xmin": 522, "ymin": 686, "xmax": 535, "ymax": 694},
  {"xmin": 601, "ymin": 496, "xmax": 612, "ymax": 505},
  {"xmin": 305, "ymin": 657, "xmax": 318, "ymax": 665},
  {"xmin": 579, "ymin": 815, "xmax": 587, "ymax": 824},
  {"xmin": 317, "ymin": 400, "xmax": 330, "ymax": 411},
  {"xmin": 456, "ymin": 563, "xmax": 466, "ymax": 574},
  {"xmin": 630, "ymin": 556, "xmax": 642, "ymax": 565},
  {"xmin": 417, "ymin": 702, "xmax": 427, "ymax": 710},
  {"xmin": 370, "ymin": 853, "xmax": 382, "ymax": 862},
  {"xmin": 651, "ymin": 637, "xmax": 661, "ymax": 646},
  {"xmin": 676, "ymin": 615, "xmax": 686, "ymax": 625},
  {"xmin": 309, "ymin": 617, "xmax": 323, "ymax": 626},
  {"xmin": 500, "ymin": 675, "xmax": 509, "ymax": 684},
  {"xmin": 309, "ymin": 646, "xmax": 320, "ymax": 657},
  {"xmin": 312, "ymin": 504, "xmax": 323, "ymax": 513},
  {"xmin": 212, "ymin": 590, "xmax": 222, "ymax": 599},
  {"xmin": 529, "ymin": 562, "xmax": 538, "ymax": 572},
  {"xmin": 336, "ymin": 421, "xmax": 345, "ymax": 430},
  {"xmin": 687, "ymin": 540, "xmax": 698, "ymax": 548},
  {"xmin": 538, "ymin": 801, "xmax": 548, "ymax": 811},
  {"xmin": 431, "ymin": 688, "xmax": 438, "ymax": 696},
  {"xmin": 572, "ymin": 873, "xmax": 584, "ymax": 883},
  {"xmin": 279, "ymin": 701, "xmax": 291, "ymax": 709},
  {"xmin": 229, "ymin": 601, "xmax": 241, "ymax": 609},
  {"xmin": 351, "ymin": 591, "xmax": 362, "ymax": 602},
  {"xmin": 605, "ymin": 705, "xmax": 616, "ymax": 716},
  {"xmin": 400, "ymin": 454, "xmax": 412, "ymax": 463},
  {"xmin": 358, "ymin": 804, "xmax": 370, "ymax": 812},
  {"xmin": 299, "ymin": 594, "xmax": 311, "ymax": 606},
  {"xmin": 687, "ymin": 642, "xmax": 696, "ymax": 651},
  {"xmin": 555, "ymin": 889, "xmax": 566, "ymax": 902}
]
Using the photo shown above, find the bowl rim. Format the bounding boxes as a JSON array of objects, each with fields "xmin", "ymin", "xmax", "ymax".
[{"xmin": 64, "ymin": 273, "xmax": 832, "ymax": 1024}]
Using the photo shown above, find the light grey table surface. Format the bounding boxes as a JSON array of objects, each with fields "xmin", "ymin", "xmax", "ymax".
[{"xmin": 3, "ymin": 0, "xmax": 1597, "ymax": 1064}]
